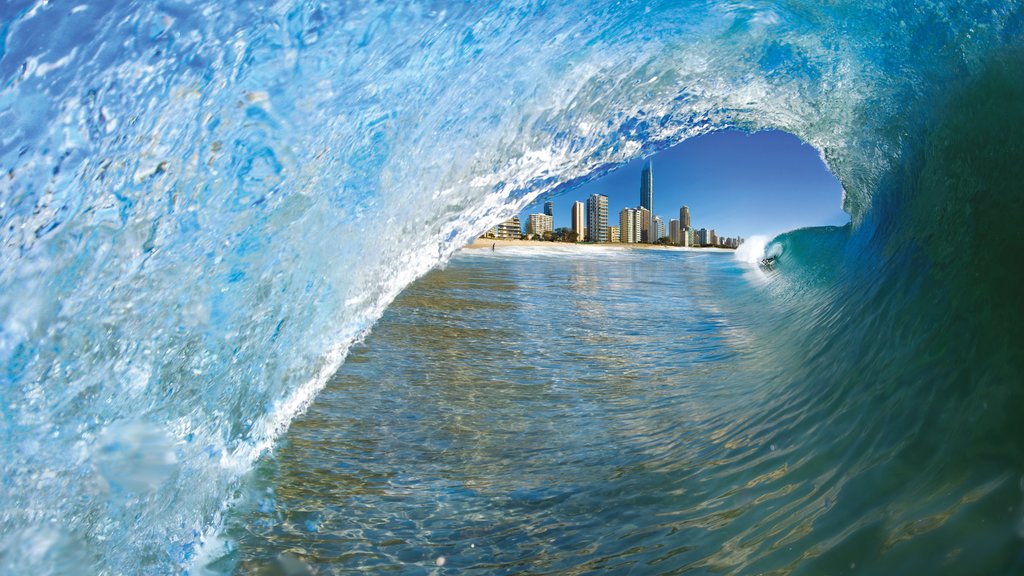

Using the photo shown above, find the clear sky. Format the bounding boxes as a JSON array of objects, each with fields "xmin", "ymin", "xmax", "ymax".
[{"xmin": 523, "ymin": 130, "xmax": 849, "ymax": 239}]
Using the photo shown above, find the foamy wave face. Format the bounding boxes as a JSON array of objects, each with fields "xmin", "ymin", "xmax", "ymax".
[
  {"xmin": 1, "ymin": 1, "xmax": 1021, "ymax": 572},
  {"xmin": 734, "ymin": 235, "xmax": 771, "ymax": 264}
]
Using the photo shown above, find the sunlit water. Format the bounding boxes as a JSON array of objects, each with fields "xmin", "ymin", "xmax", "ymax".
[{"xmin": 221, "ymin": 246, "xmax": 1022, "ymax": 575}]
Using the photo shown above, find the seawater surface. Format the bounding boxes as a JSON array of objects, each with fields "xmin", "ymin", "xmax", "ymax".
[{"xmin": 222, "ymin": 245, "xmax": 1021, "ymax": 575}]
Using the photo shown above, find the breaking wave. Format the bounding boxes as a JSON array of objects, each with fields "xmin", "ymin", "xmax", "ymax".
[{"xmin": 1, "ymin": 0, "xmax": 1023, "ymax": 572}]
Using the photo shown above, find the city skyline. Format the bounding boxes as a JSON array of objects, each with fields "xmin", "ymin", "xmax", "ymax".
[
  {"xmin": 515, "ymin": 158, "xmax": 739, "ymax": 247},
  {"xmin": 521, "ymin": 130, "xmax": 848, "ymax": 240}
]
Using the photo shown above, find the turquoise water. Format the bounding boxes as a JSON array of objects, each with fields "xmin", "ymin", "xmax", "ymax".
[
  {"xmin": 223, "ymin": 246, "xmax": 1023, "ymax": 574},
  {"xmin": 3, "ymin": 1, "xmax": 1024, "ymax": 572}
]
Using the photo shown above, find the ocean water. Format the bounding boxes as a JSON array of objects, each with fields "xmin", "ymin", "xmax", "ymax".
[
  {"xmin": 2, "ymin": 1, "xmax": 1024, "ymax": 573},
  {"xmin": 225, "ymin": 247, "xmax": 775, "ymax": 573},
  {"xmin": 221, "ymin": 246, "xmax": 1022, "ymax": 575}
]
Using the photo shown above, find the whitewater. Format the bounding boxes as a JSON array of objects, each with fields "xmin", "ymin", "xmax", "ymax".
[{"xmin": 1, "ymin": 0, "xmax": 1023, "ymax": 573}]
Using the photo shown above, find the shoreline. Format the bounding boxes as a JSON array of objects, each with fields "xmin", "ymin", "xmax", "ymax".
[{"xmin": 461, "ymin": 238, "xmax": 736, "ymax": 253}]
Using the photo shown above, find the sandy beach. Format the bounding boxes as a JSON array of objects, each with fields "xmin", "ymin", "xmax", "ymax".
[{"xmin": 462, "ymin": 238, "xmax": 735, "ymax": 253}]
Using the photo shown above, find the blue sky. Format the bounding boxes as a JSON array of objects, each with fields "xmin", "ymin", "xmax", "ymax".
[{"xmin": 523, "ymin": 130, "xmax": 849, "ymax": 239}]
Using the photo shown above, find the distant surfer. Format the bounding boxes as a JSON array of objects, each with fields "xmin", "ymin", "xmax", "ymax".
[{"xmin": 760, "ymin": 256, "xmax": 775, "ymax": 268}]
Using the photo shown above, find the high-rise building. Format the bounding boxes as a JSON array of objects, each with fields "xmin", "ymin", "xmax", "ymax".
[
  {"xmin": 638, "ymin": 206, "xmax": 651, "ymax": 243},
  {"xmin": 493, "ymin": 217, "xmax": 522, "ymax": 239},
  {"xmin": 586, "ymin": 194, "xmax": 608, "ymax": 242},
  {"xmin": 544, "ymin": 201, "xmax": 554, "ymax": 217},
  {"xmin": 669, "ymin": 219, "xmax": 680, "ymax": 245},
  {"xmin": 571, "ymin": 200, "xmax": 585, "ymax": 242},
  {"xmin": 640, "ymin": 161, "xmax": 653, "ymax": 214},
  {"xmin": 680, "ymin": 205, "xmax": 690, "ymax": 229},
  {"xmin": 608, "ymin": 226, "xmax": 619, "ymax": 243},
  {"xmin": 527, "ymin": 213, "xmax": 553, "ymax": 237},
  {"xmin": 710, "ymin": 229, "xmax": 717, "ymax": 246},
  {"xmin": 652, "ymin": 216, "xmax": 665, "ymax": 242},
  {"xmin": 619, "ymin": 207, "xmax": 641, "ymax": 243},
  {"xmin": 698, "ymin": 228, "xmax": 710, "ymax": 246}
]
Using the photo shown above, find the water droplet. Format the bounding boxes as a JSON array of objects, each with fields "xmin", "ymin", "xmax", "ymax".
[
  {"xmin": 435, "ymin": 556, "xmax": 446, "ymax": 567},
  {"xmin": 770, "ymin": 444, "xmax": 776, "ymax": 451}
]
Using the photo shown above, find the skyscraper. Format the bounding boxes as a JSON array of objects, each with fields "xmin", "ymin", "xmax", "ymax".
[
  {"xmin": 669, "ymin": 219, "xmax": 680, "ymax": 245},
  {"xmin": 652, "ymin": 216, "xmax": 665, "ymax": 242},
  {"xmin": 619, "ymin": 207, "xmax": 641, "ymax": 243},
  {"xmin": 586, "ymin": 194, "xmax": 608, "ymax": 243},
  {"xmin": 638, "ymin": 206, "xmax": 651, "ymax": 243},
  {"xmin": 640, "ymin": 161, "xmax": 653, "ymax": 213},
  {"xmin": 571, "ymin": 201, "xmax": 585, "ymax": 242},
  {"xmin": 544, "ymin": 201, "xmax": 554, "ymax": 217},
  {"xmin": 680, "ymin": 205, "xmax": 690, "ymax": 229}
]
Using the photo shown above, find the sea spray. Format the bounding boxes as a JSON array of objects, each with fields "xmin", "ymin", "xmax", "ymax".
[{"xmin": 733, "ymin": 234, "xmax": 770, "ymax": 265}]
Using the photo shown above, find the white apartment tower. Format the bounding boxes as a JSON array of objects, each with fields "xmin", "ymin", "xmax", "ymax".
[{"xmin": 571, "ymin": 201, "xmax": 586, "ymax": 242}]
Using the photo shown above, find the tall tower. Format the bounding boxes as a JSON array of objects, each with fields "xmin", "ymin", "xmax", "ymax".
[
  {"xmin": 680, "ymin": 205, "xmax": 691, "ymax": 229},
  {"xmin": 544, "ymin": 201, "xmax": 554, "ymax": 217},
  {"xmin": 640, "ymin": 161, "xmax": 653, "ymax": 212},
  {"xmin": 586, "ymin": 194, "xmax": 609, "ymax": 243},
  {"xmin": 571, "ymin": 201, "xmax": 585, "ymax": 242}
]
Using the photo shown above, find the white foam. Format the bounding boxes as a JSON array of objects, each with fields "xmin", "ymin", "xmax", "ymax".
[{"xmin": 734, "ymin": 235, "xmax": 770, "ymax": 265}]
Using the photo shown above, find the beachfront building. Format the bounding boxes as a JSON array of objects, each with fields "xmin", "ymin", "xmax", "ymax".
[
  {"xmin": 586, "ymin": 194, "xmax": 609, "ymax": 242},
  {"xmin": 544, "ymin": 201, "xmax": 554, "ymax": 217},
  {"xmin": 638, "ymin": 206, "xmax": 651, "ymax": 243},
  {"xmin": 527, "ymin": 213, "xmax": 553, "ymax": 237},
  {"xmin": 571, "ymin": 201, "xmax": 586, "ymax": 243},
  {"xmin": 680, "ymin": 205, "xmax": 690, "ymax": 229},
  {"xmin": 619, "ymin": 208, "xmax": 641, "ymax": 243},
  {"xmin": 697, "ymin": 228, "xmax": 710, "ymax": 246},
  {"xmin": 652, "ymin": 216, "xmax": 665, "ymax": 242},
  {"xmin": 641, "ymin": 161, "xmax": 653, "ymax": 214},
  {"xmin": 493, "ymin": 217, "xmax": 522, "ymax": 240},
  {"xmin": 669, "ymin": 219, "xmax": 680, "ymax": 245},
  {"xmin": 710, "ymin": 229, "xmax": 718, "ymax": 246},
  {"xmin": 608, "ymin": 226, "xmax": 620, "ymax": 243}
]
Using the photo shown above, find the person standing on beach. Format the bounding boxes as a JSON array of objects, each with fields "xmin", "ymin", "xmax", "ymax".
[{"xmin": 492, "ymin": 242, "xmax": 495, "ymax": 251}]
